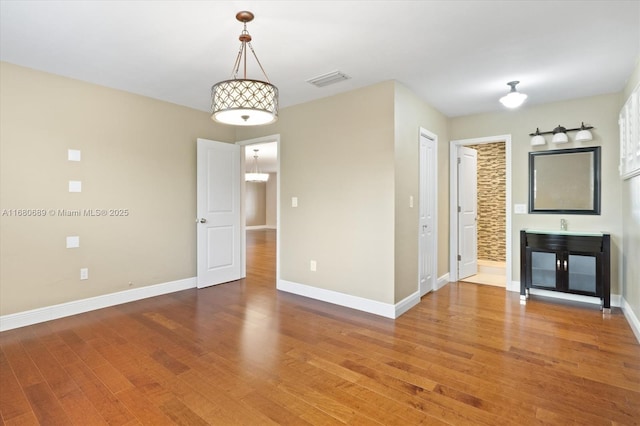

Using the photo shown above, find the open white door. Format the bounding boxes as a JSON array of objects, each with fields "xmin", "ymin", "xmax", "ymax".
[
  {"xmin": 419, "ymin": 130, "xmax": 437, "ymax": 296},
  {"xmin": 458, "ymin": 146, "xmax": 478, "ymax": 280},
  {"xmin": 197, "ymin": 138, "xmax": 242, "ymax": 288}
]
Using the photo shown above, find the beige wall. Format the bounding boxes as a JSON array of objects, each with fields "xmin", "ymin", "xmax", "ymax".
[
  {"xmin": 245, "ymin": 181, "xmax": 267, "ymax": 226},
  {"xmin": 238, "ymin": 81, "xmax": 450, "ymax": 305},
  {"xmin": 0, "ymin": 62, "xmax": 234, "ymax": 315},
  {"xmin": 238, "ymin": 82, "xmax": 397, "ymax": 303},
  {"xmin": 3, "ymin": 58, "xmax": 637, "ymax": 319},
  {"xmin": 266, "ymin": 173, "xmax": 277, "ymax": 228},
  {"xmin": 621, "ymin": 58, "xmax": 640, "ymax": 321},
  {"xmin": 451, "ymin": 93, "xmax": 623, "ymax": 294},
  {"xmin": 393, "ymin": 83, "xmax": 450, "ymax": 302}
]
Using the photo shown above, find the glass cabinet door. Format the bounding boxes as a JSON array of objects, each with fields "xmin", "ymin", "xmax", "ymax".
[
  {"xmin": 567, "ymin": 254, "xmax": 597, "ymax": 293},
  {"xmin": 530, "ymin": 251, "xmax": 557, "ymax": 288}
]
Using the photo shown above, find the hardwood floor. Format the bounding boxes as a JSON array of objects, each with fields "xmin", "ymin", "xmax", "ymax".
[{"xmin": 1, "ymin": 229, "xmax": 639, "ymax": 425}]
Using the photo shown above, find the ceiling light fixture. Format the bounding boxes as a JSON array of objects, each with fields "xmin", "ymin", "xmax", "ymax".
[
  {"xmin": 245, "ymin": 149, "xmax": 269, "ymax": 182},
  {"xmin": 211, "ymin": 11, "xmax": 278, "ymax": 126},
  {"xmin": 499, "ymin": 81, "xmax": 528, "ymax": 109},
  {"xmin": 528, "ymin": 122, "xmax": 594, "ymax": 145}
]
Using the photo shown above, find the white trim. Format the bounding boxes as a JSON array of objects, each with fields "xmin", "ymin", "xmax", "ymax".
[
  {"xmin": 278, "ymin": 279, "xmax": 419, "ymax": 319},
  {"xmin": 621, "ymin": 297, "xmax": 640, "ymax": 343},
  {"xmin": 436, "ymin": 273, "xmax": 450, "ymax": 290},
  {"xmin": 395, "ymin": 291, "xmax": 421, "ymax": 318},
  {"xmin": 508, "ymin": 280, "xmax": 519, "ymax": 293},
  {"xmin": 449, "ymin": 135, "xmax": 513, "ymax": 292},
  {"xmin": 246, "ymin": 225, "xmax": 277, "ymax": 230},
  {"xmin": 0, "ymin": 277, "xmax": 196, "ymax": 332}
]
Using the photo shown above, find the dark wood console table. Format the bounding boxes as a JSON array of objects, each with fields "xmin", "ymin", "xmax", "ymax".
[{"xmin": 520, "ymin": 229, "xmax": 610, "ymax": 312}]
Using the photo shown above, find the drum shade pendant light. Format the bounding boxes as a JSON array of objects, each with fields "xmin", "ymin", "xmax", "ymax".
[
  {"xmin": 499, "ymin": 81, "xmax": 527, "ymax": 109},
  {"xmin": 211, "ymin": 11, "xmax": 278, "ymax": 126},
  {"xmin": 245, "ymin": 149, "xmax": 269, "ymax": 182}
]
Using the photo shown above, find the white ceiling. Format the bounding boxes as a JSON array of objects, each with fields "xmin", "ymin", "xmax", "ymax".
[{"xmin": 1, "ymin": 1, "xmax": 638, "ymax": 119}]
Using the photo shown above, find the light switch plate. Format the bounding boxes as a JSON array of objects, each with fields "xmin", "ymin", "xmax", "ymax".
[
  {"xmin": 514, "ymin": 204, "xmax": 527, "ymax": 214},
  {"xmin": 66, "ymin": 236, "xmax": 80, "ymax": 248},
  {"xmin": 409, "ymin": 196, "xmax": 414, "ymax": 208},
  {"xmin": 68, "ymin": 149, "xmax": 81, "ymax": 161},
  {"xmin": 292, "ymin": 196, "xmax": 298, "ymax": 207},
  {"xmin": 68, "ymin": 180, "xmax": 82, "ymax": 192}
]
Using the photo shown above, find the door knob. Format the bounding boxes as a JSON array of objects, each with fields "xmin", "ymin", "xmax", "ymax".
[{"xmin": 199, "ymin": 218, "xmax": 207, "ymax": 224}]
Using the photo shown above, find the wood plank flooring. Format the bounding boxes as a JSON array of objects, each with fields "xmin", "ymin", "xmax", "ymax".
[{"xmin": 1, "ymin": 229, "xmax": 639, "ymax": 425}]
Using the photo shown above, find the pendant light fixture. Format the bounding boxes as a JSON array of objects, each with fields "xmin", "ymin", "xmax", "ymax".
[
  {"xmin": 499, "ymin": 81, "xmax": 527, "ymax": 109},
  {"xmin": 245, "ymin": 149, "xmax": 269, "ymax": 182},
  {"xmin": 211, "ymin": 11, "xmax": 278, "ymax": 126}
]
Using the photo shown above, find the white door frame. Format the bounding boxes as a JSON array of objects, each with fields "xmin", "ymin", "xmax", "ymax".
[
  {"xmin": 419, "ymin": 127, "xmax": 438, "ymax": 296},
  {"xmin": 236, "ymin": 134, "xmax": 281, "ymax": 282},
  {"xmin": 449, "ymin": 134, "xmax": 514, "ymax": 292}
]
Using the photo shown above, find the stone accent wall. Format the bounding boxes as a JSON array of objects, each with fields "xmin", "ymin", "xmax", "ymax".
[{"xmin": 468, "ymin": 142, "xmax": 506, "ymax": 262}]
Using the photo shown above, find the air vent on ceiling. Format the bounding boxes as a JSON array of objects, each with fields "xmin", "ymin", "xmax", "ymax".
[{"xmin": 306, "ymin": 71, "xmax": 351, "ymax": 88}]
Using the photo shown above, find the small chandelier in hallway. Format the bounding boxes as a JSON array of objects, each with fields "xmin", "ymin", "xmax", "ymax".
[{"xmin": 245, "ymin": 149, "xmax": 269, "ymax": 182}]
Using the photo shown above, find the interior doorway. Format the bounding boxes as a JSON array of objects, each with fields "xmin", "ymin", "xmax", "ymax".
[
  {"xmin": 449, "ymin": 135, "xmax": 513, "ymax": 291},
  {"xmin": 237, "ymin": 135, "xmax": 280, "ymax": 284}
]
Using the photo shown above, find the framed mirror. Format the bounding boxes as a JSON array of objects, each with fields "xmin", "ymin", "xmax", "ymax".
[{"xmin": 529, "ymin": 146, "xmax": 601, "ymax": 214}]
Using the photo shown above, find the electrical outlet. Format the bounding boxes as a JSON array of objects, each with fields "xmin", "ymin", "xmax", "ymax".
[
  {"xmin": 310, "ymin": 260, "xmax": 317, "ymax": 272},
  {"xmin": 409, "ymin": 196, "xmax": 414, "ymax": 208},
  {"xmin": 80, "ymin": 268, "xmax": 89, "ymax": 280},
  {"xmin": 292, "ymin": 196, "xmax": 298, "ymax": 207}
]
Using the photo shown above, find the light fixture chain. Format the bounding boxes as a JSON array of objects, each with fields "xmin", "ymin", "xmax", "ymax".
[
  {"xmin": 247, "ymin": 42, "xmax": 271, "ymax": 83},
  {"xmin": 231, "ymin": 42, "xmax": 244, "ymax": 79}
]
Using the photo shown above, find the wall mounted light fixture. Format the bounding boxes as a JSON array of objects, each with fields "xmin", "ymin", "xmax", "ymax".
[{"xmin": 528, "ymin": 122, "xmax": 594, "ymax": 145}]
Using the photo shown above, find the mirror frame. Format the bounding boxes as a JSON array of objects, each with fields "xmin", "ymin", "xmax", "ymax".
[{"xmin": 528, "ymin": 146, "xmax": 601, "ymax": 215}]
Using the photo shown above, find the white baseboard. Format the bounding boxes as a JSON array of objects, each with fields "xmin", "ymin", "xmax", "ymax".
[
  {"xmin": 246, "ymin": 225, "xmax": 277, "ymax": 230},
  {"xmin": 0, "ymin": 277, "xmax": 197, "ymax": 332},
  {"xmin": 621, "ymin": 297, "xmax": 640, "ymax": 343},
  {"xmin": 507, "ymin": 280, "xmax": 519, "ymax": 292},
  {"xmin": 436, "ymin": 273, "xmax": 450, "ymax": 290},
  {"xmin": 278, "ymin": 279, "xmax": 419, "ymax": 319}
]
